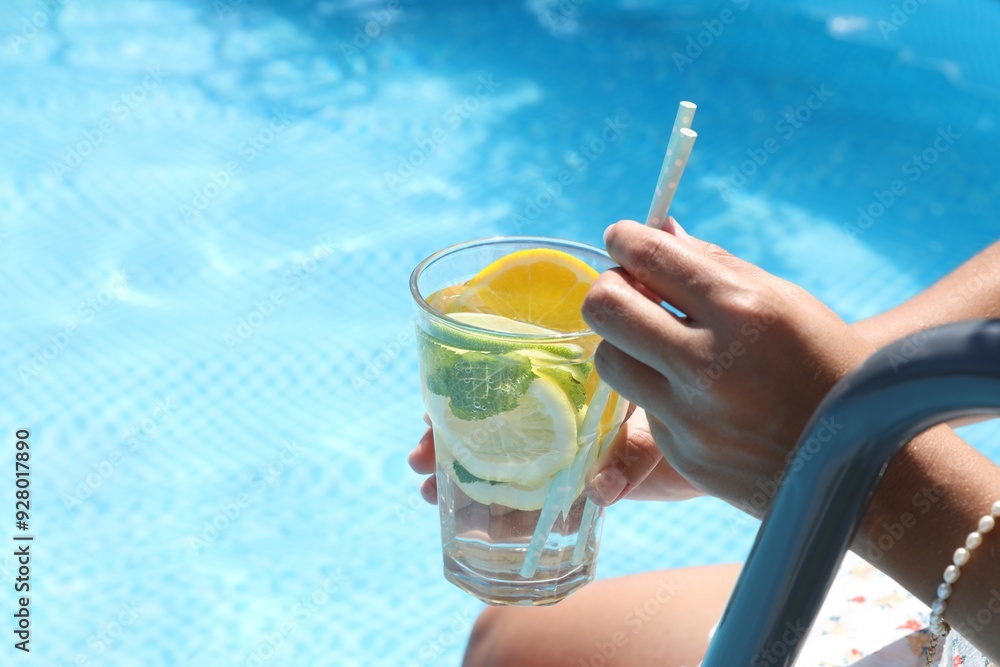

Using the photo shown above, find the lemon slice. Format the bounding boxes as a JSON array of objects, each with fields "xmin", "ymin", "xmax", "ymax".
[
  {"xmin": 451, "ymin": 248, "xmax": 600, "ymax": 332},
  {"xmin": 425, "ymin": 373, "xmax": 578, "ymax": 486},
  {"xmin": 434, "ymin": 432, "xmax": 552, "ymax": 511},
  {"xmin": 448, "ymin": 312, "xmax": 558, "ymax": 336},
  {"xmin": 431, "ymin": 312, "xmax": 585, "ymax": 359}
]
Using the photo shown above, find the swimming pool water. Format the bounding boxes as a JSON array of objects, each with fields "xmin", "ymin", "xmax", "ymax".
[{"xmin": 1, "ymin": 1, "xmax": 999, "ymax": 665}]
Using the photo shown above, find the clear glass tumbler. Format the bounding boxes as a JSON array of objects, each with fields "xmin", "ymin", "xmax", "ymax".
[{"xmin": 410, "ymin": 236, "xmax": 626, "ymax": 605}]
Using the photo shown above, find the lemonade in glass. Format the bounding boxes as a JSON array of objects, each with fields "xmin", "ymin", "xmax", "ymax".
[{"xmin": 410, "ymin": 237, "xmax": 626, "ymax": 605}]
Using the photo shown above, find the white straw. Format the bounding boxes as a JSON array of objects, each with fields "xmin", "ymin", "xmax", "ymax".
[
  {"xmin": 645, "ymin": 101, "xmax": 698, "ymax": 230},
  {"xmin": 571, "ymin": 498, "xmax": 599, "ymax": 566},
  {"xmin": 521, "ymin": 101, "xmax": 702, "ymax": 579},
  {"xmin": 571, "ymin": 394, "xmax": 625, "ymax": 566},
  {"xmin": 520, "ymin": 381, "xmax": 612, "ymax": 578}
]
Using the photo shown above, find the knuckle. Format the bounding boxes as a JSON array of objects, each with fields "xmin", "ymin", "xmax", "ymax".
[
  {"xmin": 622, "ymin": 431, "xmax": 659, "ymax": 472},
  {"xmin": 720, "ymin": 285, "xmax": 769, "ymax": 319},
  {"xmin": 631, "ymin": 423, "xmax": 659, "ymax": 453},
  {"xmin": 703, "ymin": 242, "xmax": 731, "ymax": 261},
  {"xmin": 582, "ymin": 278, "xmax": 625, "ymax": 326},
  {"xmin": 632, "ymin": 232, "xmax": 669, "ymax": 276}
]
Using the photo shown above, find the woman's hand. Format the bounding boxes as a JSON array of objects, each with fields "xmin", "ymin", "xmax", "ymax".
[
  {"xmin": 586, "ymin": 406, "xmax": 704, "ymax": 505},
  {"xmin": 581, "ymin": 220, "xmax": 876, "ymax": 517},
  {"xmin": 409, "ymin": 407, "xmax": 702, "ymax": 506},
  {"xmin": 408, "ymin": 415, "xmax": 439, "ymax": 504}
]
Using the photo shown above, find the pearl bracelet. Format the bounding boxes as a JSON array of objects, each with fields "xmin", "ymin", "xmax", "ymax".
[{"xmin": 928, "ymin": 500, "xmax": 1000, "ymax": 641}]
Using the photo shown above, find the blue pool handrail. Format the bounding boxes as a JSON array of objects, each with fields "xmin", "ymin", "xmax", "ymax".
[{"xmin": 702, "ymin": 319, "xmax": 1000, "ymax": 665}]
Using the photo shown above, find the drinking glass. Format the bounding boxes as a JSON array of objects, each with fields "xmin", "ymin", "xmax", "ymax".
[{"xmin": 410, "ymin": 236, "xmax": 626, "ymax": 605}]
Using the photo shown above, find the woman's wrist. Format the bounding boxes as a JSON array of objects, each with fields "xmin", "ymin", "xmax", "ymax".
[
  {"xmin": 852, "ymin": 425, "xmax": 1000, "ymax": 658},
  {"xmin": 851, "ymin": 241, "xmax": 1000, "ymax": 350},
  {"xmin": 849, "ymin": 311, "xmax": 924, "ymax": 350}
]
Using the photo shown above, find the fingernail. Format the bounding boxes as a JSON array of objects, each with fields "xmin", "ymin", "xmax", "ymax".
[
  {"xmin": 664, "ymin": 216, "xmax": 689, "ymax": 238},
  {"xmin": 590, "ymin": 466, "xmax": 627, "ymax": 506},
  {"xmin": 603, "ymin": 223, "xmax": 615, "ymax": 245}
]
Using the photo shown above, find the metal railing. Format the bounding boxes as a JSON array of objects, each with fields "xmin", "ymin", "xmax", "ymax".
[{"xmin": 702, "ymin": 319, "xmax": 1000, "ymax": 666}]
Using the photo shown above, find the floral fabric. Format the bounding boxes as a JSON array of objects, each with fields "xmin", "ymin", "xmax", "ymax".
[
  {"xmin": 794, "ymin": 552, "xmax": 932, "ymax": 666},
  {"xmin": 938, "ymin": 631, "xmax": 992, "ymax": 667},
  {"xmin": 706, "ymin": 552, "xmax": 990, "ymax": 665}
]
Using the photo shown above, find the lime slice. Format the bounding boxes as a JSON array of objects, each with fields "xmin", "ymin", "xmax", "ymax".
[
  {"xmin": 434, "ymin": 432, "xmax": 552, "ymax": 511},
  {"xmin": 425, "ymin": 373, "xmax": 578, "ymax": 486},
  {"xmin": 428, "ymin": 312, "xmax": 585, "ymax": 359},
  {"xmin": 536, "ymin": 366, "xmax": 586, "ymax": 410}
]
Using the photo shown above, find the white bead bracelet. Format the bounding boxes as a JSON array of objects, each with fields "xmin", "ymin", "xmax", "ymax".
[{"xmin": 926, "ymin": 500, "xmax": 1000, "ymax": 663}]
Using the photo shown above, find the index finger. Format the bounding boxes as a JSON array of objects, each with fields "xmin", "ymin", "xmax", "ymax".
[{"xmin": 603, "ymin": 220, "xmax": 727, "ymax": 320}]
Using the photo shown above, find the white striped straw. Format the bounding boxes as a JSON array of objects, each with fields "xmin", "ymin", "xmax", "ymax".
[
  {"xmin": 520, "ymin": 381, "xmax": 613, "ymax": 579},
  {"xmin": 646, "ymin": 101, "xmax": 698, "ymax": 230},
  {"xmin": 571, "ymin": 393, "xmax": 625, "ymax": 566}
]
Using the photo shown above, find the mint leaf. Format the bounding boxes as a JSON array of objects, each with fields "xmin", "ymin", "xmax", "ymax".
[
  {"xmin": 418, "ymin": 333, "xmax": 460, "ymax": 396},
  {"xmin": 453, "ymin": 460, "xmax": 503, "ymax": 485},
  {"xmin": 568, "ymin": 361, "xmax": 593, "ymax": 385},
  {"xmin": 447, "ymin": 351, "xmax": 534, "ymax": 421},
  {"xmin": 537, "ymin": 366, "xmax": 586, "ymax": 410}
]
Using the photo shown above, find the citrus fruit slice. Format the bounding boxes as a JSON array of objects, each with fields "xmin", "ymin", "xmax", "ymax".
[
  {"xmin": 448, "ymin": 311, "xmax": 558, "ymax": 336},
  {"xmin": 424, "ymin": 373, "xmax": 578, "ymax": 485},
  {"xmin": 434, "ymin": 432, "xmax": 552, "ymax": 511},
  {"xmin": 431, "ymin": 312, "xmax": 584, "ymax": 359},
  {"xmin": 451, "ymin": 249, "xmax": 600, "ymax": 332}
]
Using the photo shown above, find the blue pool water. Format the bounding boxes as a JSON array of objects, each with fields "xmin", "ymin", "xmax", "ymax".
[{"xmin": 1, "ymin": 1, "xmax": 999, "ymax": 665}]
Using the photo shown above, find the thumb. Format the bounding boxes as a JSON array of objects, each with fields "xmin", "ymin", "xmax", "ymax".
[{"xmin": 585, "ymin": 409, "xmax": 662, "ymax": 506}]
